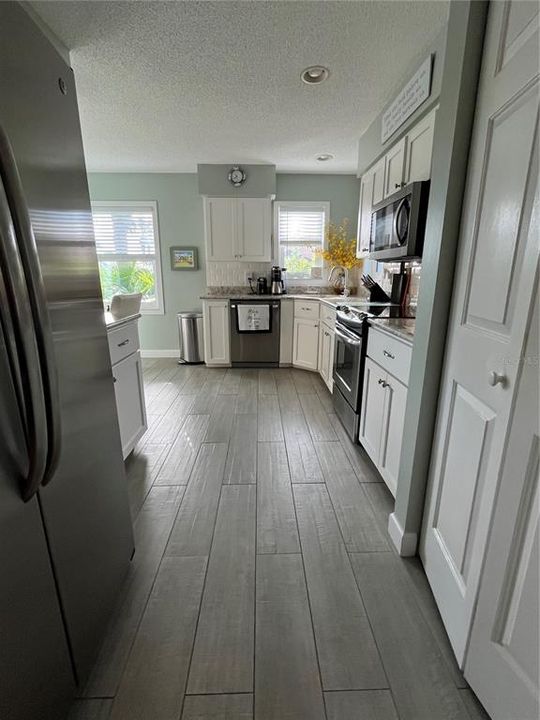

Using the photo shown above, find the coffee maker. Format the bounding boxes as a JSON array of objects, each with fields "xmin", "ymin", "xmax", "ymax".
[{"xmin": 271, "ymin": 266, "xmax": 286, "ymax": 295}]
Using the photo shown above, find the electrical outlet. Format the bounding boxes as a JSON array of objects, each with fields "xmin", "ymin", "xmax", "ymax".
[{"xmin": 244, "ymin": 271, "xmax": 253, "ymax": 285}]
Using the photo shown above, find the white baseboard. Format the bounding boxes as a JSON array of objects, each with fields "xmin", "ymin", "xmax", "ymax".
[
  {"xmin": 388, "ymin": 512, "xmax": 418, "ymax": 557},
  {"xmin": 140, "ymin": 349, "xmax": 179, "ymax": 358}
]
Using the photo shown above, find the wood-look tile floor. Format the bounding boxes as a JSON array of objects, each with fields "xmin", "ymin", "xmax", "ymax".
[{"xmin": 70, "ymin": 361, "xmax": 490, "ymax": 720}]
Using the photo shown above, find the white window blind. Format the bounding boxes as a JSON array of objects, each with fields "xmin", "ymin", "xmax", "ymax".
[
  {"xmin": 92, "ymin": 202, "xmax": 164, "ymax": 313},
  {"xmin": 278, "ymin": 204, "xmax": 326, "ymax": 245},
  {"xmin": 275, "ymin": 202, "xmax": 329, "ymax": 281},
  {"xmin": 93, "ymin": 206, "xmax": 157, "ymax": 257}
]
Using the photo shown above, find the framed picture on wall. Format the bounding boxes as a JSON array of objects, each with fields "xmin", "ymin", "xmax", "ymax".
[{"xmin": 170, "ymin": 246, "xmax": 198, "ymax": 271}]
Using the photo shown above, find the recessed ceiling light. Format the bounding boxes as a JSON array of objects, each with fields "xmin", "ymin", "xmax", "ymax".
[
  {"xmin": 316, "ymin": 153, "xmax": 334, "ymax": 162},
  {"xmin": 301, "ymin": 66, "xmax": 329, "ymax": 84}
]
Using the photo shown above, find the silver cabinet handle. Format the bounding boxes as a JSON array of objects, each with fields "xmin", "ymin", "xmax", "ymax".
[
  {"xmin": 383, "ymin": 349, "xmax": 395, "ymax": 359},
  {"xmin": 118, "ymin": 338, "xmax": 130, "ymax": 347},
  {"xmin": 0, "ymin": 165, "xmax": 48, "ymax": 501},
  {"xmin": 488, "ymin": 371, "xmax": 506, "ymax": 387}
]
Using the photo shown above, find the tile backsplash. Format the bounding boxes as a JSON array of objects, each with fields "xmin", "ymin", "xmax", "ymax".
[{"xmin": 206, "ymin": 261, "xmax": 271, "ymax": 287}]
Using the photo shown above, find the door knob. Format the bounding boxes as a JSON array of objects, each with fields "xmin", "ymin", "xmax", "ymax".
[{"xmin": 488, "ymin": 371, "xmax": 506, "ymax": 387}]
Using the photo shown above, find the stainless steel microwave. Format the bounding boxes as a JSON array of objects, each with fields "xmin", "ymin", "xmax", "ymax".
[{"xmin": 368, "ymin": 180, "xmax": 430, "ymax": 262}]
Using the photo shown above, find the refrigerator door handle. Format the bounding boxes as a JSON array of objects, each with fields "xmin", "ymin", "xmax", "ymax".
[
  {"xmin": 0, "ymin": 125, "xmax": 61, "ymax": 488},
  {"xmin": 0, "ymin": 172, "xmax": 49, "ymax": 501}
]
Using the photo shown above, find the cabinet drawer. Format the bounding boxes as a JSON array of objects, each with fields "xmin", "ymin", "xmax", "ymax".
[
  {"xmin": 294, "ymin": 300, "xmax": 320, "ymax": 319},
  {"xmin": 366, "ymin": 326, "xmax": 412, "ymax": 386},
  {"xmin": 108, "ymin": 321, "xmax": 140, "ymax": 365},
  {"xmin": 320, "ymin": 303, "xmax": 335, "ymax": 327}
]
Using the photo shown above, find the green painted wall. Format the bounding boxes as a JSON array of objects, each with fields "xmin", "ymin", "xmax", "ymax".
[
  {"xmin": 276, "ymin": 174, "xmax": 359, "ymax": 226},
  {"xmin": 88, "ymin": 172, "xmax": 360, "ymax": 350}
]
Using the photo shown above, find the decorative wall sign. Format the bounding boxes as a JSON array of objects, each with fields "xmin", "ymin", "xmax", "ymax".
[
  {"xmin": 170, "ymin": 246, "xmax": 198, "ymax": 270},
  {"xmin": 381, "ymin": 56, "xmax": 432, "ymax": 143}
]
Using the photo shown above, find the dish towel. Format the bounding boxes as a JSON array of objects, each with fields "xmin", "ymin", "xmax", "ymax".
[{"xmin": 237, "ymin": 304, "xmax": 270, "ymax": 332}]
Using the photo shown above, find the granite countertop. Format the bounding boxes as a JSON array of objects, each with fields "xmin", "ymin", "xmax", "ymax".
[
  {"xmin": 104, "ymin": 311, "xmax": 141, "ymax": 330},
  {"xmin": 368, "ymin": 317, "xmax": 416, "ymax": 343},
  {"xmin": 199, "ymin": 292, "xmax": 370, "ymax": 308}
]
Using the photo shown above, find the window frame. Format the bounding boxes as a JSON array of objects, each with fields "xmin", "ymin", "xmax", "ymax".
[
  {"xmin": 91, "ymin": 200, "xmax": 164, "ymax": 315},
  {"xmin": 273, "ymin": 200, "xmax": 330, "ymax": 286}
]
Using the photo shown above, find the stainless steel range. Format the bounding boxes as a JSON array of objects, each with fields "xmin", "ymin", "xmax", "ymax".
[
  {"xmin": 332, "ymin": 302, "xmax": 410, "ymax": 441},
  {"xmin": 332, "ymin": 305, "xmax": 370, "ymax": 441}
]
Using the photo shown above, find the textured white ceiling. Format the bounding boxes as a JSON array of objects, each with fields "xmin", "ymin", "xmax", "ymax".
[{"xmin": 32, "ymin": 1, "xmax": 449, "ymax": 173}]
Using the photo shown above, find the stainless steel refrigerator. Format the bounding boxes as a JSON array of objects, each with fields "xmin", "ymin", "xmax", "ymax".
[{"xmin": 0, "ymin": 5, "xmax": 135, "ymax": 718}]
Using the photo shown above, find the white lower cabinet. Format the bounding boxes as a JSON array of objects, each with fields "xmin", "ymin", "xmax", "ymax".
[
  {"xmin": 378, "ymin": 372, "xmax": 407, "ymax": 495},
  {"xmin": 318, "ymin": 322, "xmax": 335, "ymax": 391},
  {"xmin": 202, "ymin": 300, "xmax": 230, "ymax": 366},
  {"xmin": 292, "ymin": 318, "xmax": 319, "ymax": 371},
  {"xmin": 107, "ymin": 317, "xmax": 147, "ymax": 459},
  {"xmin": 359, "ymin": 357, "xmax": 387, "ymax": 463},
  {"xmin": 359, "ymin": 354, "xmax": 409, "ymax": 496},
  {"xmin": 112, "ymin": 350, "xmax": 147, "ymax": 459}
]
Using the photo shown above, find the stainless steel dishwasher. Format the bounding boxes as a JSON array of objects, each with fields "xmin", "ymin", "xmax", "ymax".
[{"xmin": 230, "ymin": 299, "xmax": 280, "ymax": 367}]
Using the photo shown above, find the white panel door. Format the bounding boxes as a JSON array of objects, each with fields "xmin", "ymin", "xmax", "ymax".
[
  {"xmin": 383, "ymin": 136, "xmax": 406, "ymax": 197},
  {"xmin": 204, "ymin": 198, "xmax": 236, "ymax": 260},
  {"xmin": 358, "ymin": 358, "xmax": 387, "ymax": 465},
  {"xmin": 465, "ymin": 286, "xmax": 539, "ymax": 720},
  {"xmin": 404, "ymin": 108, "xmax": 437, "ymax": 184},
  {"xmin": 292, "ymin": 318, "xmax": 319, "ymax": 371},
  {"xmin": 420, "ymin": 0, "xmax": 539, "ymax": 665},
  {"xmin": 379, "ymin": 373, "xmax": 407, "ymax": 497},
  {"xmin": 236, "ymin": 198, "xmax": 272, "ymax": 261}
]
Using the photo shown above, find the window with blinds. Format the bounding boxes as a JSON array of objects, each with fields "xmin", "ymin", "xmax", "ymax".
[
  {"xmin": 91, "ymin": 201, "xmax": 163, "ymax": 313},
  {"xmin": 275, "ymin": 201, "xmax": 329, "ymax": 281}
]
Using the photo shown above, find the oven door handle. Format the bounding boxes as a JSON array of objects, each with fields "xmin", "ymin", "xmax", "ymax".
[{"xmin": 335, "ymin": 327, "xmax": 362, "ymax": 347}]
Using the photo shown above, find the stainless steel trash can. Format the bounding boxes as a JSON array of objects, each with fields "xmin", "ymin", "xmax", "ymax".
[{"xmin": 177, "ymin": 311, "xmax": 204, "ymax": 364}]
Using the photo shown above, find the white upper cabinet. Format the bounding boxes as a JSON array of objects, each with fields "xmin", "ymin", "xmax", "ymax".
[
  {"xmin": 356, "ymin": 156, "xmax": 385, "ymax": 257},
  {"xmin": 371, "ymin": 156, "xmax": 386, "ymax": 205},
  {"xmin": 204, "ymin": 197, "xmax": 272, "ymax": 262},
  {"xmin": 404, "ymin": 107, "xmax": 437, "ymax": 184},
  {"xmin": 204, "ymin": 198, "xmax": 236, "ymax": 260},
  {"xmin": 383, "ymin": 136, "xmax": 407, "ymax": 198},
  {"xmin": 356, "ymin": 108, "xmax": 438, "ymax": 255},
  {"xmin": 236, "ymin": 198, "xmax": 272, "ymax": 261}
]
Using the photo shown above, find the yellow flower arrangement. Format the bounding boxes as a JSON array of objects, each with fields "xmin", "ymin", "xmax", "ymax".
[{"xmin": 317, "ymin": 218, "xmax": 363, "ymax": 270}]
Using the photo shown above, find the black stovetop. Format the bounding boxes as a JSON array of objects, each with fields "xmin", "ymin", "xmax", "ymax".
[{"xmin": 336, "ymin": 302, "xmax": 415, "ymax": 334}]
